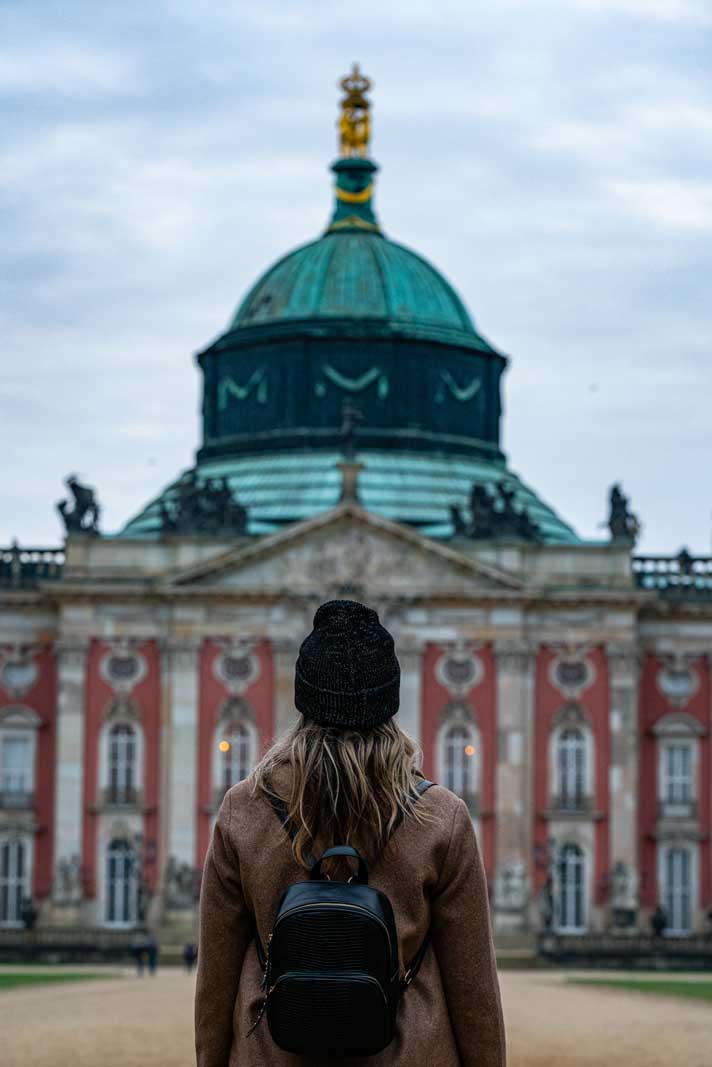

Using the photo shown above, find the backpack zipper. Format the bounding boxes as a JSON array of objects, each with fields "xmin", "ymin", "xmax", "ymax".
[
  {"xmin": 274, "ymin": 901, "xmax": 393, "ymax": 960},
  {"xmin": 249, "ymin": 967, "xmax": 389, "ymax": 1036},
  {"xmin": 270, "ymin": 969, "xmax": 389, "ymax": 1006}
]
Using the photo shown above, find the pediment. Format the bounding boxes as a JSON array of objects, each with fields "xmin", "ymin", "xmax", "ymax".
[{"xmin": 160, "ymin": 504, "xmax": 523, "ymax": 597}]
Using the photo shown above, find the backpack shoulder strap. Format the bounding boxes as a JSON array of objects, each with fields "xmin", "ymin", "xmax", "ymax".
[
  {"xmin": 389, "ymin": 777, "xmax": 436, "ymax": 835},
  {"xmin": 401, "ymin": 778, "xmax": 436, "ymax": 988},
  {"xmin": 415, "ymin": 778, "xmax": 436, "ymax": 797},
  {"xmin": 266, "ymin": 790, "xmax": 317, "ymax": 868},
  {"xmin": 403, "ymin": 928, "xmax": 432, "ymax": 989}
]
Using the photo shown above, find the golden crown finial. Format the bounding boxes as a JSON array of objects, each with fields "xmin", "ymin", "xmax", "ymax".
[{"xmin": 338, "ymin": 63, "xmax": 372, "ymax": 158}]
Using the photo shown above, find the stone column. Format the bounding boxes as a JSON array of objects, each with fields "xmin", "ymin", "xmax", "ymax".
[
  {"xmin": 273, "ymin": 640, "xmax": 300, "ymax": 740},
  {"xmin": 397, "ymin": 644, "xmax": 423, "ymax": 748},
  {"xmin": 607, "ymin": 642, "xmax": 641, "ymax": 927},
  {"xmin": 51, "ymin": 638, "xmax": 89, "ymax": 922},
  {"xmin": 162, "ymin": 638, "xmax": 201, "ymax": 920},
  {"xmin": 149, "ymin": 640, "xmax": 174, "ymax": 925},
  {"xmin": 492, "ymin": 640, "xmax": 536, "ymax": 933}
]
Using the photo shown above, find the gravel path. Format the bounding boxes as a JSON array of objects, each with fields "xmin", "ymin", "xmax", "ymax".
[{"xmin": 1, "ymin": 968, "xmax": 710, "ymax": 1066}]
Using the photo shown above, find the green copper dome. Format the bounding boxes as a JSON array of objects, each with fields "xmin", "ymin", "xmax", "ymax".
[
  {"xmin": 230, "ymin": 231, "xmax": 494, "ymax": 354},
  {"xmin": 227, "ymin": 156, "xmax": 494, "ymax": 354},
  {"xmin": 119, "ymin": 72, "xmax": 581, "ymax": 546}
]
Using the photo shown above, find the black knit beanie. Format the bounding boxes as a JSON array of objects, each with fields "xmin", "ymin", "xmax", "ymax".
[{"xmin": 294, "ymin": 600, "xmax": 400, "ymax": 729}]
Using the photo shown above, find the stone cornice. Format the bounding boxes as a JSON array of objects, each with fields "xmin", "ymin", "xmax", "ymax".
[{"xmin": 38, "ymin": 580, "xmax": 653, "ymax": 609}]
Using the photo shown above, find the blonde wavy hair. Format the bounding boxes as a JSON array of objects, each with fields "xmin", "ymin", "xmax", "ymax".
[{"xmin": 253, "ymin": 715, "xmax": 431, "ymax": 870}]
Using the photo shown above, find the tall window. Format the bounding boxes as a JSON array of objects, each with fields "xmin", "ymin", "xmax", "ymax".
[
  {"xmin": 556, "ymin": 844, "xmax": 586, "ymax": 932},
  {"xmin": 105, "ymin": 839, "xmax": 137, "ymax": 926},
  {"xmin": 662, "ymin": 744, "xmax": 693, "ymax": 804},
  {"xmin": 664, "ymin": 847, "xmax": 693, "ymax": 934},
  {"xmin": 108, "ymin": 724, "xmax": 136, "ymax": 802},
  {"xmin": 0, "ymin": 838, "xmax": 28, "ymax": 926},
  {"xmin": 557, "ymin": 728, "xmax": 586, "ymax": 806},
  {"xmin": 222, "ymin": 724, "xmax": 252, "ymax": 790},
  {"xmin": 443, "ymin": 725, "xmax": 476, "ymax": 798},
  {"xmin": 0, "ymin": 735, "xmax": 32, "ymax": 795}
]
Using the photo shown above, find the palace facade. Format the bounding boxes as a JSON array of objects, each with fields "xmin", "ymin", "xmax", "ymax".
[{"xmin": 2, "ymin": 70, "xmax": 711, "ymax": 942}]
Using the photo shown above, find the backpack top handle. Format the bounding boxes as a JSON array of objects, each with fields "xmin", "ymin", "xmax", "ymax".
[{"xmin": 309, "ymin": 845, "xmax": 369, "ymax": 884}]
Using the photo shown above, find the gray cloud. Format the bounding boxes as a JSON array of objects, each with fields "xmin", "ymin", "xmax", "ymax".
[{"xmin": 1, "ymin": 0, "xmax": 710, "ymax": 553}]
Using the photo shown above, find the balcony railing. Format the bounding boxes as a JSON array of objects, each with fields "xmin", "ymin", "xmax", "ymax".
[
  {"xmin": 101, "ymin": 786, "xmax": 141, "ymax": 807},
  {"xmin": 548, "ymin": 794, "xmax": 594, "ymax": 815},
  {"xmin": 633, "ymin": 552, "xmax": 712, "ymax": 599},
  {"xmin": 658, "ymin": 798, "xmax": 697, "ymax": 821},
  {"xmin": 0, "ymin": 544, "xmax": 65, "ymax": 589},
  {"xmin": 0, "ymin": 789, "xmax": 35, "ymax": 810},
  {"xmin": 538, "ymin": 932, "xmax": 712, "ymax": 967}
]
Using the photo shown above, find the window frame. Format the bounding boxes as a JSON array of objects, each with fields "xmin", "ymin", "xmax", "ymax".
[
  {"xmin": 436, "ymin": 712, "xmax": 480, "ymax": 808},
  {"xmin": 104, "ymin": 838, "xmax": 138, "ymax": 928},
  {"xmin": 212, "ymin": 704, "xmax": 258, "ymax": 803},
  {"xmin": 555, "ymin": 842, "xmax": 587, "ymax": 934},
  {"xmin": 658, "ymin": 738, "xmax": 697, "ymax": 809},
  {"xmin": 549, "ymin": 711, "xmax": 594, "ymax": 812},
  {"xmin": 658, "ymin": 842, "xmax": 697, "ymax": 936},
  {"xmin": 98, "ymin": 710, "xmax": 144, "ymax": 806},
  {"xmin": 0, "ymin": 707, "xmax": 39, "ymax": 802},
  {"xmin": 0, "ymin": 834, "xmax": 33, "ymax": 928}
]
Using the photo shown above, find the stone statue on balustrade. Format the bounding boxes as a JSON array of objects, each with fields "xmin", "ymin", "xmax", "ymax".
[
  {"xmin": 451, "ymin": 482, "xmax": 542, "ymax": 542},
  {"xmin": 159, "ymin": 470, "xmax": 247, "ymax": 535},
  {"xmin": 165, "ymin": 855, "xmax": 202, "ymax": 909},
  {"xmin": 56, "ymin": 474, "xmax": 101, "ymax": 535},
  {"xmin": 607, "ymin": 483, "xmax": 641, "ymax": 543}
]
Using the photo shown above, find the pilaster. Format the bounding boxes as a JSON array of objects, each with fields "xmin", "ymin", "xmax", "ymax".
[
  {"xmin": 163, "ymin": 638, "xmax": 201, "ymax": 879},
  {"xmin": 51, "ymin": 638, "xmax": 89, "ymax": 922},
  {"xmin": 606, "ymin": 642, "xmax": 641, "ymax": 923},
  {"xmin": 396, "ymin": 642, "xmax": 423, "ymax": 747},
  {"xmin": 493, "ymin": 639, "xmax": 536, "ymax": 931},
  {"xmin": 273, "ymin": 639, "xmax": 300, "ymax": 739}
]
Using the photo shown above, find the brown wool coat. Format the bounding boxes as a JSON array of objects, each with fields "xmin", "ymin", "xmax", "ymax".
[{"xmin": 195, "ymin": 771, "xmax": 506, "ymax": 1067}]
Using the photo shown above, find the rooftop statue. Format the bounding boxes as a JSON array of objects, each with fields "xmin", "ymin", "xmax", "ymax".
[
  {"xmin": 159, "ymin": 470, "xmax": 247, "ymax": 536},
  {"xmin": 450, "ymin": 482, "xmax": 542, "ymax": 542},
  {"xmin": 338, "ymin": 63, "xmax": 372, "ymax": 158},
  {"xmin": 608, "ymin": 483, "xmax": 641, "ymax": 543},
  {"xmin": 56, "ymin": 474, "xmax": 101, "ymax": 535}
]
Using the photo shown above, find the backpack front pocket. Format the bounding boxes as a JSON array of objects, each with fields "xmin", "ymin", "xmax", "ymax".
[{"xmin": 266, "ymin": 970, "xmax": 394, "ymax": 1057}]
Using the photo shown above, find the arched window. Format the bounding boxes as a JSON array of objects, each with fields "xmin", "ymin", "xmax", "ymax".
[
  {"xmin": 108, "ymin": 724, "xmax": 137, "ymax": 804},
  {"xmin": 0, "ymin": 735, "xmax": 32, "ymax": 795},
  {"xmin": 105, "ymin": 839, "xmax": 137, "ymax": 926},
  {"xmin": 0, "ymin": 838, "xmax": 28, "ymax": 927},
  {"xmin": 221, "ymin": 723, "xmax": 252, "ymax": 791},
  {"xmin": 213, "ymin": 702, "xmax": 257, "ymax": 803},
  {"xmin": 663, "ymin": 846, "xmax": 693, "ymax": 934},
  {"xmin": 556, "ymin": 843, "xmax": 586, "ymax": 933},
  {"xmin": 556, "ymin": 728, "xmax": 587, "ymax": 807},
  {"xmin": 0, "ymin": 708, "xmax": 39, "ymax": 805},
  {"xmin": 661, "ymin": 743, "xmax": 693, "ymax": 804},
  {"xmin": 442, "ymin": 724, "xmax": 476, "ymax": 799}
]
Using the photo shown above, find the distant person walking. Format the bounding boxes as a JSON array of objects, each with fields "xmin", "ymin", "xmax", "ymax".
[
  {"xmin": 132, "ymin": 930, "xmax": 148, "ymax": 976},
  {"xmin": 146, "ymin": 934, "xmax": 159, "ymax": 975},
  {"xmin": 183, "ymin": 941, "xmax": 197, "ymax": 974},
  {"xmin": 195, "ymin": 599, "xmax": 506, "ymax": 1066},
  {"xmin": 650, "ymin": 903, "xmax": 668, "ymax": 939}
]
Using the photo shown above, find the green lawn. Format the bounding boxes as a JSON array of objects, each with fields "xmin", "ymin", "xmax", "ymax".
[
  {"xmin": 0, "ymin": 971, "xmax": 119, "ymax": 992},
  {"xmin": 569, "ymin": 977, "xmax": 712, "ymax": 1002}
]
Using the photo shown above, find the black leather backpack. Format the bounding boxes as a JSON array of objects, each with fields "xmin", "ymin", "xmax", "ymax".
[{"xmin": 251, "ymin": 778, "xmax": 435, "ymax": 1058}]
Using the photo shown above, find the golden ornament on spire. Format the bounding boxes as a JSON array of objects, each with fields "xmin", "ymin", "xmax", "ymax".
[{"xmin": 338, "ymin": 63, "xmax": 372, "ymax": 158}]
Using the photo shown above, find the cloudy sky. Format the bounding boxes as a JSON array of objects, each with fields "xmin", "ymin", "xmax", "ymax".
[{"xmin": 2, "ymin": 0, "xmax": 710, "ymax": 552}]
